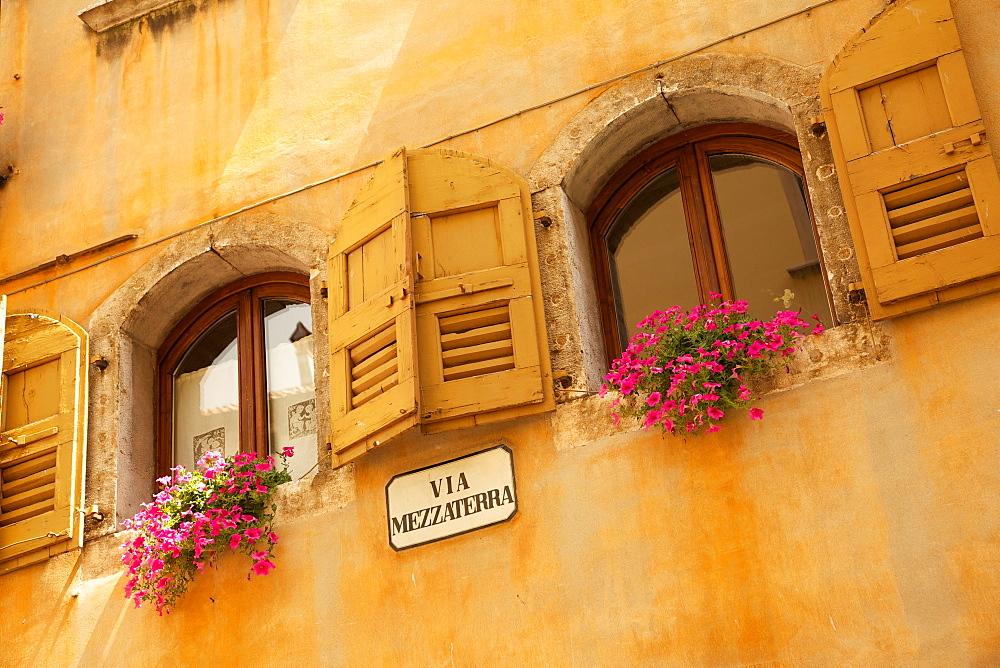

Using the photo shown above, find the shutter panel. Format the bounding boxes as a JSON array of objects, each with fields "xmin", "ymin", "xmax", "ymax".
[
  {"xmin": 821, "ymin": 0, "xmax": 1000, "ymax": 318},
  {"xmin": 0, "ymin": 297, "xmax": 5, "ymax": 425},
  {"xmin": 328, "ymin": 149, "xmax": 419, "ymax": 465},
  {"xmin": 0, "ymin": 310, "xmax": 88, "ymax": 573},
  {"xmin": 409, "ymin": 149, "xmax": 554, "ymax": 429}
]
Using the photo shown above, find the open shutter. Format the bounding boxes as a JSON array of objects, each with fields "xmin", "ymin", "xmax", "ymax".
[
  {"xmin": 0, "ymin": 310, "xmax": 88, "ymax": 574},
  {"xmin": 328, "ymin": 149, "xmax": 419, "ymax": 465},
  {"xmin": 0, "ymin": 297, "xmax": 5, "ymax": 425},
  {"xmin": 821, "ymin": 0, "xmax": 1000, "ymax": 318},
  {"xmin": 409, "ymin": 149, "xmax": 554, "ymax": 431}
]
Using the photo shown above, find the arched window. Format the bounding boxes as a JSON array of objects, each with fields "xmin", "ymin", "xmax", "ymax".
[
  {"xmin": 589, "ymin": 123, "xmax": 833, "ymax": 357},
  {"xmin": 157, "ymin": 273, "xmax": 317, "ymax": 480}
]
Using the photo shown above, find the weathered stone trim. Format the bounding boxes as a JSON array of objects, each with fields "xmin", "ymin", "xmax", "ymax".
[
  {"xmin": 527, "ymin": 53, "xmax": 870, "ymax": 400},
  {"xmin": 84, "ymin": 214, "xmax": 341, "ymax": 539}
]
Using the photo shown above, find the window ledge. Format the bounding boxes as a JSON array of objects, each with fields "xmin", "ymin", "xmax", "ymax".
[
  {"xmin": 552, "ymin": 321, "xmax": 890, "ymax": 451},
  {"xmin": 81, "ymin": 468, "xmax": 355, "ymax": 580},
  {"xmin": 78, "ymin": 0, "xmax": 183, "ymax": 33}
]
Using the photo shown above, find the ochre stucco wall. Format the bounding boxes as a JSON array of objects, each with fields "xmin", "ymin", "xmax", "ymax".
[
  {"xmin": 5, "ymin": 286, "xmax": 1000, "ymax": 665},
  {"xmin": 2, "ymin": 0, "xmax": 1000, "ymax": 664}
]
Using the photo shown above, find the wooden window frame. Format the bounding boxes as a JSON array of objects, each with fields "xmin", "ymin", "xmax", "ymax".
[
  {"xmin": 587, "ymin": 122, "xmax": 828, "ymax": 360},
  {"xmin": 156, "ymin": 272, "xmax": 310, "ymax": 480}
]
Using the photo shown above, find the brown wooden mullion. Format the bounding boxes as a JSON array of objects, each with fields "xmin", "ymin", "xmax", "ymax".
[
  {"xmin": 692, "ymin": 146, "xmax": 736, "ymax": 302},
  {"xmin": 250, "ymin": 288, "xmax": 271, "ymax": 459},
  {"xmin": 677, "ymin": 144, "xmax": 724, "ymax": 301},
  {"xmin": 236, "ymin": 290, "xmax": 257, "ymax": 457}
]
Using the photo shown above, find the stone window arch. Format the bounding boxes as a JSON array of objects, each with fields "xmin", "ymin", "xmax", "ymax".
[
  {"xmin": 527, "ymin": 53, "xmax": 874, "ymax": 394},
  {"xmin": 85, "ymin": 217, "xmax": 330, "ymax": 530}
]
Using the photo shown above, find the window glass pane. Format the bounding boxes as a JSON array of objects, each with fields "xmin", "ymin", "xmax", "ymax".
[
  {"xmin": 173, "ymin": 310, "xmax": 240, "ymax": 472},
  {"xmin": 263, "ymin": 299, "xmax": 317, "ymax": 479},
  {"xmin": 709, "ymin": 153, "xmax": 833, "ymax": 323},
  {"xmin": 606, "ymin": 166, "xmax": 699, "ymax": 348}
]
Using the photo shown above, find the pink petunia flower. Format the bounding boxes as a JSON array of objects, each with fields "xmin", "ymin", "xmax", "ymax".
[
  {"xmin": 251, "ymin": 559, "xmax": 275, "ymax": 576},
  {"xmin": 749, "ymin": 407, "xmax": 764, "ymax": 420}
]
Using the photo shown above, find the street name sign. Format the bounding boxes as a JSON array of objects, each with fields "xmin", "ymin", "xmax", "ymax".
[{"xmin": 385, "ymin": 445, "xmax": 517, "ymax": 550}]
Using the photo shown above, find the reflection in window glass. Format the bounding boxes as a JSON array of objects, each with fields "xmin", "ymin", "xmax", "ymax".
[
  {"xmin": 263, "ymin": 300, "xmax": 317, "ymax": 479},
  {"xmin": 709, "ymin": 154, "xmax": 833, "ymax": 323},
  {"xmin": 607, "ymin": 167, "xmax": 699, "ymax": 348},
  {"xmin": 173, "ymin": 310, "xmax": 239, "ymax": 472}
]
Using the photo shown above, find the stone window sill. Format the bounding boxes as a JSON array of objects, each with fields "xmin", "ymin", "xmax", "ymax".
[
  {"xmin": 552, "ymin": 320, "xmax": 889, "ymax": 451},
  {"xmin": 78, "ymin": 0, "xmax": 184, "ymax": 33}
]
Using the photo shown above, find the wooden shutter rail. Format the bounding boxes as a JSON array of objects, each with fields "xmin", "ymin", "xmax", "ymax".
[
  {"xmin": 3, "ymin": 427, "xmax": 59, "ymax": 449},
  {"xmin": 416, "ymin": 278, "xmax": 515, "ymax": 304}
]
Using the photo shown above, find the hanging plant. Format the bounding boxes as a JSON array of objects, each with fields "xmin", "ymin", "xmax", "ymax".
[
  {"xmin": 601, "ymin": 294, "xmax": 824, "ymax": 434},
  {"xmin": 121, "ymin": 448, "xmax": 294, "ymax": 614}
]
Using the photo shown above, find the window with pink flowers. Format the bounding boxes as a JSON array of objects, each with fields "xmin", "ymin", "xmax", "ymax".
[{"xmin": 588, "ymin": 123, "xmax": 834, "ymax": 359}]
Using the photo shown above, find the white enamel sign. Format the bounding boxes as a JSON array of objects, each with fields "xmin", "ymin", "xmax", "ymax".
[{"xmin": 386, "ymin": 446, "xmax": 517, "ymax": 550}]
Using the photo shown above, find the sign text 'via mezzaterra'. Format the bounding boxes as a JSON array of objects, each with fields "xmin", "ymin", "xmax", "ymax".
[{"xmin": 385, "ymin": 446, "xmax": 517, "ymax": 550}]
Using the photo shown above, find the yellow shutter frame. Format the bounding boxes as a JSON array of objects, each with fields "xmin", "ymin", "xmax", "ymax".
[
  {"xmin": 409, "ymin": 149, "xmax": 554, "ymax": 431},
  {"xmin": 821, "ymin": 0, "xmax": 1000, "ymax": 319},
  {"xmin": 328, "ymin": 149, "xmax": 420, "ymax": 465},
  {"xmin": 0, "ymin": 309, "xmax": 88, "ymax": 573}
]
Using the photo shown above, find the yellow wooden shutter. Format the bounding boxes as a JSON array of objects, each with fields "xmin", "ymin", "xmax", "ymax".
[
  {"xmin": 0, "ymin": 297, "xmax": 5, "ymax": 429},
  {"xmin": 409, "ymin": 149, "xmax": 554, "ymax": 431},
  {"xmin": 328, "ymin": 149, "xmax": 420, "ymax": 465},
  {"xmin": 0, "ymin": 310, "xmax": 88, "ymax": 573},
  {"xmin": 821, "ymin": 0, "xmax": 1000, "ymax": 318}
]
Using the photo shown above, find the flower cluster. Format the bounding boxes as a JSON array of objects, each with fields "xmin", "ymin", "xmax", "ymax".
[
  {"xmin": 601, "ymin": 294, "xmax": 824, "ymax": 434},
  {"xmin": 121, "ymin": 447, "xmax": 294, "ymax": 614}
]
